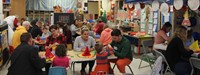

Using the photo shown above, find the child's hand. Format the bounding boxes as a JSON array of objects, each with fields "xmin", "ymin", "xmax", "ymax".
[{"xmin": 106, "ymin": 44, "xmax": 113, "ymax": 51}]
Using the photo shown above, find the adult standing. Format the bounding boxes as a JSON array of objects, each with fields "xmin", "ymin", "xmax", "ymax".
[
  {"xmin": 109, "ymin": 29, "xmax": 133, "ymax": 73},
  {"xmin": 7, "ymin": 33, "xmax": 46, "ymax": 75},
  {"xmin": 74, "ymin": 28, "xmax": 96, "ymax": 75},
  {"xmin": 12, "ymin": 21, "xmax": 32, "ymax": 49}
]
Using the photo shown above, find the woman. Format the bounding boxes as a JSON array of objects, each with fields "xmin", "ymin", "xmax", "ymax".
[
  {"xmin": 165, "ymin": 26, "xmax": 199, "ymax": 75},
  {"xmin": 154, "ymin": 22, "xmax": 172, "ymax": 50},
  {"xmin": 74, "ymin": 28, "xmax": 96, "ymax": 75}
]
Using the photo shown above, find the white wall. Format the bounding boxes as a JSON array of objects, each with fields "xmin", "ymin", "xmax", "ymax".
[
  {"xmin": 102, "ymin": 0, "xmax": 110, "ymax": 12},
  {"xmin": 0, "ymin": 0, "xmax": 2, "ymax": 14}
]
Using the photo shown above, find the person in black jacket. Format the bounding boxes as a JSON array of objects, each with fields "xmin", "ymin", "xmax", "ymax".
[
  {"xmin": 7, "ymin": 33, "xmax": 46, "ymax": 75},
  {"xmin": 165, "ymin": 26, "xmax": 199, "ymax": 75},
  {"xmin": 30, "ymin": 21, "xmax": 43, "ymax": 38}
]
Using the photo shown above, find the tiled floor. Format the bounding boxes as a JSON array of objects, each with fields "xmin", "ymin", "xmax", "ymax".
[{"xmin": 0, "ymin": 56, "xmax": 151, "ymax": 75}]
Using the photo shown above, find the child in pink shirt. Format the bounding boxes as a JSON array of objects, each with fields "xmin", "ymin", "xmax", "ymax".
[{"xmin": 52, "ymin": 44, "xmax": 70, "ymax": 68}]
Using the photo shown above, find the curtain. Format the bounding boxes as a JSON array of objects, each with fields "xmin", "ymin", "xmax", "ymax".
[{"xmin": 26, "ymin": 0, "xmax": 75, "ymax": 11}]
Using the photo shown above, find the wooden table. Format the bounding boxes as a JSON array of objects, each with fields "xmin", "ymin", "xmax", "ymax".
[{"xmin": 123, "ymin": 33, "xmax": 154, "ymax": 55}]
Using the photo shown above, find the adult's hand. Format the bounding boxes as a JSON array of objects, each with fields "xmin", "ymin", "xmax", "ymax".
[
  {"xmin": 81, "ymin": 48, "xmax": 85, "ymax": 52},
  {"xmin": 90, "ymin": 48, "xmax": 95, "ymax": 51}
]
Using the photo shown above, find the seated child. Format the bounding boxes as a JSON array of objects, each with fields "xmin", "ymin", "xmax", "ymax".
[
  {"xmin": 90, "ymin": 43, "xmax": 113, "ymax": 75},
  {"xmin": 42, "ymin": 26, "xmax": 51, "ymax": 38},
  {"xmin": 52, "ymin": 44, "xmax": 70, "ymax": 69}
]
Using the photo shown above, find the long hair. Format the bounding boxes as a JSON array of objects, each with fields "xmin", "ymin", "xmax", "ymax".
[
  {"xmin": 172, "ymin": 26, "xmax": 187, "ymax": 42},
  {"xmin": 161, "ymin": 22, "xmax": 172, "ymax": 33}
]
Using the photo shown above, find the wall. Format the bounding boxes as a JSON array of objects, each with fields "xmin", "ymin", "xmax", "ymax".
[
  {"xmin": 102, "ymin": 0, "xmax": 111, "ymax": 12},
  {"xmin": 10, "ymin": 0, "xmax": 26, "ymax": 19},
  {"xmin": 0, "ymin": 0, "xmax": 2, "ymax": 14},
  {"xmin": 88, "ymin": 1, "xmax": 98, "ymax": 14}
]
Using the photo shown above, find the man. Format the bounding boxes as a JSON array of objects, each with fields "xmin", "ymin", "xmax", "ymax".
[
  {"xmin": 12, "ymin": 21, "xmax": 32, "ymax": 49},
  {"xmin": 30, "ymin": 21, "xmax": 43, "ymax": 38},
  {"xmin": 8, "ymin": 33, "xmax": 46, "ymax": 75},
  {"xmin": 109, "ymin": 29, "xmax": 133, "ymax": 73}
]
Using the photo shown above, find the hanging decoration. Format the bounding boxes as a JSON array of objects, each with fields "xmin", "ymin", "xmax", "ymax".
[
  {"xmin": 152, "ymin": 0, "xmax": 159, "ymax": 11},
  {"xmin": 182, "ymin": 8, "xmax": 191, "ymax": 26},
  {"xmin": 160, "ymin": 3, "xmax": 169, "ymax": 16},
  {"xmin": 127, "ymin": 3, "xmax": 135, "ymax": 11},
  {"xmin": 174, "ymin": 0, "xmax": 183, "ymax": 10},
  {"xmin": 188, "ymin": 0, "xmax": 199, "ymax": 11}
]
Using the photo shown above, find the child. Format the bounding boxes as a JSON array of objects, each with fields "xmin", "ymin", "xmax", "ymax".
[
  {"xmin": 42, "ymin": 26, "xmax": 51, "ymax": 38},
  {"xmin": 52, "ymin": 44, "xmax": 70, "ymax": 69},
  {"xmin": 90, "ymin": 43, "xmax": 113, "ymax": 75}
]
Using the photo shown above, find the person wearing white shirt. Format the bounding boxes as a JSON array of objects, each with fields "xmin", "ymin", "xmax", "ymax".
[{"xmin": 73, "ymin": 28, "xmax": 96, "ymax": 75}]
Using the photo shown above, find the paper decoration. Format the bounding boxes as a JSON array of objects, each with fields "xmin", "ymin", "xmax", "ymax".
[
  {"xmin": 45, "ymin": 48, "xmax": 54, "ymax": 59},
  {"xmin": 182, "ymin": 10, "xmax": 191, "ymax": 26},
  {"xmin": 164, "ymin": 14, "xmax": 169, "ymax": 23},
  {"xmin": 117, "ymin": 10, "xmax": 128, "ymax": 20},
  {"xmin": 189, "ymin": 40, "xmax": 200, "ymax": 51},
  {"xmin": 153, "ymin": 25, "xmax": 157, "ymax": 32},
  {"xmin": 82, "ymin": 46, "xmax": 91, "ymax": 56},
  {"xmin": 160, "ymin": 3, "xmax": 169, "ymax": 16},
  {"xmin": 153, "ymin": 12, "xmax": 158, "ymax": 18},
  {"xmin": 188, "ymin": 0, "xmax": 199, "ymax": 10},
  {"xmin": 152, "ymin": 0, "xmax": 159, "ymax": 11},
  {"xmin": 174, "ymin": 0, "xmax": 183, "ymax": 10}
]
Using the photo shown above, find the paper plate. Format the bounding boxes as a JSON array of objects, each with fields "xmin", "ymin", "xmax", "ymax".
[
  {"xmin": 160, "ymin": 3, "xmax": 169, "ymax": 16},
  {"xmin": 174, "ymin": 0, "xmax": 183, "ymax": 10},
  {"xmin": 135, "ymin": 2, "xmax": 141, "ymax": 10},
  {"xmin": 152, "ymin": 0, "xmax": 159, "ymax": 11},
  {"xmin": 188, "ymin": 0, "xmax": 199, "ymax": 10}
]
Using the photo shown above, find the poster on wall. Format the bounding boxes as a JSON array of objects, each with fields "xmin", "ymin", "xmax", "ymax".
[{"xmin": 117, "ymin": 10, "xmax": 128, "ymax": 20}]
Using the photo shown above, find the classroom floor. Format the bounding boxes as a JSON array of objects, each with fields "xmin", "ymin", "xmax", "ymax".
[{"xmin": 0, "ymin": 55, "xmax": 152, "ymax": 75}]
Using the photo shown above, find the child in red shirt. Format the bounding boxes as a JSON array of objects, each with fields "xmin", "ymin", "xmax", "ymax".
[
  {"xmin": 90, "ymin": 43, "xmax": 113, "ymax": 75},
  {"xmin": 52, "ymin": 44, "xmax": 70, "ymax": 69}
]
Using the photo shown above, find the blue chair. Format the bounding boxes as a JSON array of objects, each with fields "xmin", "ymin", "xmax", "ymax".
[{"xmin": 48, "ymin": 66, "xmax": 67, "ymax": 75}]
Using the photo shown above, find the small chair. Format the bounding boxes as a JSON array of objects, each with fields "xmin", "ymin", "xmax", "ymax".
[
  {"xmin": 139, "ymin": 39, "xmax": 156, "ymax": 69},
  {"xmin": 48, "ymin": 66, "xmax": 67, "ymax": 75},
  {"xmin": 153, "ymin": 50, "xmax": 174, "ymax": 75},
  {"xmin": 190, "ymin": 57, "xmax": 200, "ymax": 75}
]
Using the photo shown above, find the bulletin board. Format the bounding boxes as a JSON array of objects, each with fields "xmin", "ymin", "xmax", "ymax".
[{"xmin": 54, "ymin": 13, "xmax": 74, "ymax": 25}]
